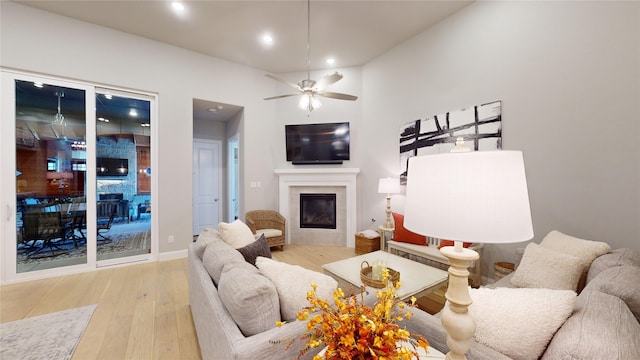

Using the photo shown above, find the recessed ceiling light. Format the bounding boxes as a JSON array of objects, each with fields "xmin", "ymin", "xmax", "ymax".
[
  {"xmin": 33, "ymin": 82, "xmax": 43, "ymax": 88},
  {"xmin": 260, "ymin": 32, "xmax": 274, "ymax": 46},
  {"xmin": 98, "ymin": 117, "xmax": 110, "ymax": 123},
  {"xmin": 171, "ymin": 2, "xmax": 185, "ymax": 12},
  {"xmin": 326, "ymin": 57, "xmax": 336, "ymax": 65},
  {"xmin": 104, "ymin": 94, "xmax": 113, "ymax": 100},
  {"xmin": 208, "ymin": 108, "xmax": 218, "ymax": 113},
  {"xmin": 129, "ymin": 109, "xmax": 138, "ymax": 117}
]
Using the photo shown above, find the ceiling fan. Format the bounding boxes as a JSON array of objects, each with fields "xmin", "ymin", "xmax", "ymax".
[{"xmin": 264, "ymin": 0, "xmax": 358, "ymax": 113}]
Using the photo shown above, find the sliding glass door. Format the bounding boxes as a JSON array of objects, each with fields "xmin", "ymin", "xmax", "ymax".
[
  {"xmin": 95, "ymin": 89, "xmax": 153, "ymax": 264},
  {"xmin": 1, "ymin": 71, "xmax": 156, "ymax": 281},
  {"xmin": 7, "ymin": 75, "xmax": 94, "ymax": 274}
]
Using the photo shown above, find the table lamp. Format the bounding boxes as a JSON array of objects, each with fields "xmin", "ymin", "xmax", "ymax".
[
  {"xmin": 403, "ymin": 150, "xmax": 533, "ymax": 360},
  {"xmin": 378, "ymin": 177, "xmax": 401, "ymax": 229}
]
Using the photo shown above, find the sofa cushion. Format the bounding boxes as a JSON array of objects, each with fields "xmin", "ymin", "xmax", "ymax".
[
  {"xmin": 542, "ymin": 290, "xmax": 640, "ymax": 360},
  {"xmin": 193, "ymin": 227, "xmax": 220, "ymax": 259},
  {"xmin": 217, "ymin": 261, "xmax": 281, "ymax": 337},
  {"xmin": 588, "ymin": 248, "xmax": 640, "ymax": 282},
  {"xmin": 391, "ymin": 212, "xmax": 427, "ymax": 245},
  {"xmin": 540, "ymin": 230, "xmax": 611, "ymax": 270},
  {"xmin": 256, "ymin": 256, "xmax": 338, "ymax": 322},
  {"xmin": 237, "ymin": 234, "xmax": 272, "ymax": 266},
  {"xmin": 202, "ymin": 239, "xmax": 245, "ymax": 285},
  {"xmin": 469, "ymin": 287, "xmax": 576, "ymax": 360},
  {"xmin": 583, "ymin": 265, "xmax": 640, "ymax": 322},
  {"xmin": 511, "ymin": 242, "xmax": 583, "ymax": 291},
  {"xmin": 218, "ymin": 219, "xmax": 256, "ymax": 249}
]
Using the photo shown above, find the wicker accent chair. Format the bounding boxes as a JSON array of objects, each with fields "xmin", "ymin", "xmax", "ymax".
[{"xmin": 245, "ymin": 210, "xmax": 285, "ymax": 250}]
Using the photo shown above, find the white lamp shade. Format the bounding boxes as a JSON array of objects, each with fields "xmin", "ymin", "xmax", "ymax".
[
  {"xmin": 378, "ymin": 177, "xmax": 400, "ymax": 194},
  {"xmin": 404, "ymin": 151, "xmax": 533, "ymax": 244}
]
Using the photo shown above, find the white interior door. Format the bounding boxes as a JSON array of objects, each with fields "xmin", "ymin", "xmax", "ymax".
[{"xmin": 193, "ymin": 139, "xmax": 221, "ymax": 235}]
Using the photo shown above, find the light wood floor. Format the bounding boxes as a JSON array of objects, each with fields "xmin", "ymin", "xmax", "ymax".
[{"xmin": 0, "ymin": 244, "xmax": 445, "ymax": 359}]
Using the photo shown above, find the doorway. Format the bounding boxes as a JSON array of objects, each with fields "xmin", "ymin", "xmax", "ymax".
[
  {"xmin": 191, "ymin": 99, "xmax": 243, "ymax": 236},
  {"xmin": 228, "ymin": 134, "xmax": 239, "ymax": 222},
  {"xmin": 192, "ymin": 139, "xmax": 222, "ymax": 235}
]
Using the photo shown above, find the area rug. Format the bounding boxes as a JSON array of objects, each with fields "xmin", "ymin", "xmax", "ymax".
[
  {"xmin": 0, "ymin": 304, "xmax": 96, "ymax": 360},
  {"xmin": 17, "ymin": 231, "xmax": 150, "ymax": 265}
]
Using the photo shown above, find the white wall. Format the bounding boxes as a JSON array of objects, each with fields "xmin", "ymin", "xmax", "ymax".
[
  {"xmin": 2, "ymin": 1, "xmax": 639, "ymax": 280},
  {"xmin": 0, "ymin": 2, "xmax": 282, "ymax": 254},
  {"xmin": 363, "ymin": 1, "xmax": 640, "ymax": 277}
]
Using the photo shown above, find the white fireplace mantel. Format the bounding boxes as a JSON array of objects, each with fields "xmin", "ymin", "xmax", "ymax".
[{"xmin": 275, "ymin": 168, "xmax": 360, "ymax": 247}]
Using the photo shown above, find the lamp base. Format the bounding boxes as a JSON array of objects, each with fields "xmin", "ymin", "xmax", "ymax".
[{"xmin": 440, "ymin": 246, "xmax": 480, "ymax": 360}]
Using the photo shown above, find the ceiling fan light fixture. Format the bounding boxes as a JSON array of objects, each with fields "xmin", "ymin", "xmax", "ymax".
[{"xmin": 298, "ymin": 93, "xmax": 322, "ymax": 112}]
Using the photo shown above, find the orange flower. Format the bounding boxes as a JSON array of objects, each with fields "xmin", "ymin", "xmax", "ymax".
[{"xmin": 276, "ymin": 269, "xmax": 429, "ymax": 359}]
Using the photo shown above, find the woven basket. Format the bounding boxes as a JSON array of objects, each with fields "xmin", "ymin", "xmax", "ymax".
[
  {"xmin": 355, "ymin": 233, "xmax": 380, "ymax": 254},
  {"xmin": 494, "ymin": 261, "xmax": 515, "ymax": 279},
  {"xmin": 360, "ymin": 261, "xmax": 400, "ymax": 288}
]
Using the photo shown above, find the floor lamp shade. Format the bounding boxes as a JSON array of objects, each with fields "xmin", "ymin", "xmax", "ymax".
[{"xmin": 403, "ymin": 151, "xmax": 533, "ymax": 244}]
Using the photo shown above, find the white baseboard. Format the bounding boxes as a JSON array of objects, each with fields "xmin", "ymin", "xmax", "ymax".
[{"xmin": 158, "ymin": 249, "xmax": 187, "ymax": 261}]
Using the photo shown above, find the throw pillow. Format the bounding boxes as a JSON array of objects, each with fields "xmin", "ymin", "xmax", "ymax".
[
  {"xmin": 237, "ymin": 234, "xmax": 272, "ymax": 266},
  {"xmin": 193, "ymin": 227, "xmax": 220, "ymax": 259},
  {"xmin": 582, "ymin": 266, "xmax": 640, "ymax": 322},
  {"xmin": 218, "ymin": 219, "xmax": 256, "ymax": 249},
  {"xmin": 510, "ymin": 242, "xmax": 583, "ymax": 291},
  {"xmin": 468, "ymin": 287, "xmax": 576, "ymax": 360},
  {"xmin": 391, "ymin": 212, "xmax": 427, "ymax": 246},
  {"xmin": 540, "ymin": 230, "xmax": 611, "ymax": 270},
  {"xmin": 437, "ymin": 240, "xmax": 472, "ymax": 250},
  {"xmin": 217, "ymin": 261, "xmax": 280, "ymax": 337},
  {"xmin": 542, "ymin": 290, "xmax": 640, "ymax": 360},
  {"xmin": 256, "ymin": 256, "xmax": 338, "ymax": 322},
  {"xmin": 202, "ymin": 239, "xmax": 245, "ymax": 285}
]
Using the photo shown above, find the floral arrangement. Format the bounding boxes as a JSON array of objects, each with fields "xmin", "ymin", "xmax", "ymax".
[{"xmin": 275, "ymin": 269, "xmax": 429, "ymax": 360}]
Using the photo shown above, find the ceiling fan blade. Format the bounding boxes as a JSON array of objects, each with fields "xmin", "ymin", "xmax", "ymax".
[
  {"xmin": 265, "ymin": 74, "xmax": 301, "ymax": 91},
  {"xmin": 313, "ymin": 72, "xmax": 343, "ymax": 91},
  {"xmin": 264, "ymin": 94, "xmax": 299, "ymax": 100},
  {"xmin": 316, "ymin": 91, "xmax": 358, "ymax": 101}
]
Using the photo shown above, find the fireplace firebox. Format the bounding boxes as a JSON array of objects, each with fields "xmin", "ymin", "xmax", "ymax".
[{"xmin": 300, "ymin": 193, "xmax": 337, "ymax": 229}]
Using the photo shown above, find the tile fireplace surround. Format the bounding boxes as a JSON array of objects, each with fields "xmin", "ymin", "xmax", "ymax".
[{"xmin": 275, "ymin": 168, "xmax": 360, "ymax": 247}]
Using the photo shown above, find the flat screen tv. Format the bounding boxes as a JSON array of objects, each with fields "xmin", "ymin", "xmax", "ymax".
[
  {"xmin": 285, "ymin": 122, "xmax": 350, "ymax": 165},
  {"xmin": 96, "ymin": 157, "xmax": 128, "ymax": 177}
]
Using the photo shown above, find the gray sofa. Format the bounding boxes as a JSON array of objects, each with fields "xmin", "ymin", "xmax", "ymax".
[
  {"xmin": 405, "ymin": 248, "xmax": 640, "ymax": 360},
  {"xmin": 188, "ymin": 228, "xmax": 323, "ymax": 360},
  {"xmin": 188, "ymin": 226, "xmax": 640, "ymax": 359}
]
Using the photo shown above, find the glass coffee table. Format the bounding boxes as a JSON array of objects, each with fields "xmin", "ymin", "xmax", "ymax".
[{"xmin": 322, "ymin": 250, "xmax": 448, "ymax": 301}]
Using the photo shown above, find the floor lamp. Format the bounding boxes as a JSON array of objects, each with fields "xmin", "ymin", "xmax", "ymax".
[
  {"xmin": 403, "ymin": 150, "xmax": 533, "ymax": 360},
  {"xmin": 378, "ymin": 177, "xmax": 400, "ymax": 229}
]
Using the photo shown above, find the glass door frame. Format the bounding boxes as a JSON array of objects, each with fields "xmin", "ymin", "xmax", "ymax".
[
  {"xmin": 94, "ymin": 87, "xmax": 158, "ymax": 268},
  {"xmin": 1, "ymin": 69, "xmax": 158, "ymax": 284}
]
